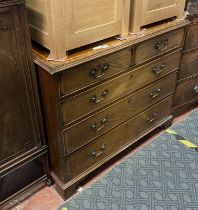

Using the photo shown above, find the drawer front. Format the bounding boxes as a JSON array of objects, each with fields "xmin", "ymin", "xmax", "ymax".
[
  {"xmin": 65, "ymin": 97, "xmax": 172, "ymax": 181},
  {"xmin": 62, "ymin": 51, "xmax": 180, "ymax": 124},
  {"xmin": 179, "ymin": 50, "xmax": 198, "ymax": 79},
  {"xmin": 184, "ymin": 23, "xmax": 198, "ymax": 51},
  {"xmin": 60, "ymin": 49, "xmax": 131, "ymax": 96},
  {"xmin": 174, "ymin": 76, "xmax": 198, "ymax": 107},
  {"xmin": 63, "ymin": 73, "xmax": 176, "ymax": 155},
  {"xmin": 188, "ymin": 16, "xmax": 198, "ymax": 25},
  {"xmin": 135, "ymin": 28, "xmax": 184, "ymax": 64}
]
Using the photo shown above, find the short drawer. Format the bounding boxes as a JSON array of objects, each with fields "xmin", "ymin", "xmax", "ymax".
[
  {"xmin": 62, "ymin": 51, "xmax": 180, "ymax": 124},
  {"xmin": 179, "ymin": 50, "xmax": 198, "ymax": 79},
  {"xmin": 184, "ymin": 23, "xmax": 198, "ymax": 51},
  {"xmin": 60, "ymin": 49, "xmax": 131, "ymax": 96},
  {"xmin": 174, "ymin": 76, "xmax": 198, "ymax": 107},
  {"xmin": 135, "ymin": 28, "xmax": 184, "ymax": 64},
  {"xmin": 64, "ymin": 97, "xmax": 172, "ymax": 181},
  {"xmin": 63, "ymin": 73, "xmax": 176, "ymax": 155}
]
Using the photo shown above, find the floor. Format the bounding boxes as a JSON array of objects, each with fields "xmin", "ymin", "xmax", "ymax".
[
  {"xmin": 9, "ymin": 107, "xmax": 197, "ymax": 210},
  {"xmin": 60, "ymin": 107, "xmax": 198, "ymax": 210}
]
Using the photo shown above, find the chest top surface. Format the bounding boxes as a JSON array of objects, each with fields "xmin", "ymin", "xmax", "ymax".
[{"xmin": 32, "ymin": 19, "xmax": 189, "ymax": 75}]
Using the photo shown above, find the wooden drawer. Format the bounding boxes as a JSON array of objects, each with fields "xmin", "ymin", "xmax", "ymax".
[
  {"xmin": 135, "ymin": 29, "xmax": 184, "ymax": 64},
  {"xmin": 62, "ymin": 51, "xmax": 180, "ymax": 124},
  {"xmin": 64, "ymin": 97, "xmax": 172, "ymax": 181},
  {"xmin": 60, "ymin": 49, "xmax": 131, "ymax": 96},
  {"xmin": 184, "ymin": 23, "xmax": 198, "ymax": 51},
  {"xmin": 179, "ymin": 50, "xmax": 198, "ymax": 79},
  {"xmin": 63, "ymin": 73, "xmax": 176, "ymax": 155},
  {"xmin": 174, "ymin": 75, "xmax": 198, "ymax": 107}
]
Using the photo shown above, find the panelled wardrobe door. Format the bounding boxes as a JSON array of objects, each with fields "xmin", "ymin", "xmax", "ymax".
[
  {"xmin": 142, "ymin": 0, "xmax": 183, "ymax": 25},
  {"xmin": 130, "ymin": 0, "xmax": 185, "ymax": 32},
  {"xmin": 62, "ymin": 0, "xmax": 123, "ymax": 50},
  {"xmin": 143, "ymin": 0, "xmax": 179, "ymax": 24},
  {"xmin": 0, "ymin": 4, "xmax": 43, "ymax": 171}
]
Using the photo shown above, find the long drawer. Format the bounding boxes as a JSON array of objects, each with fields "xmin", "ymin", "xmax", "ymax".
[
  {"xmin": 63, "ymin": 73, "xmax": 176, "ymax": 155},
  {"xmin": 61, "ymin": 51, "xmax": 180, "ymax": 125},
  {"xmin": 179, "ymin": 50, "xmax": 198, "ymax": 79},
  {"xmin": 60, "ymin": 49, "xmax": 132, "ymax": 97},
  {"xmin": 174, "ymin": 75, "xmax": 198, "ymax": 107},
  {"xmin": 135, "ymin": 28, "xmax": 184, "ymax": 64},
  {"xmin": 64, "ymin": 97, "xmax": 172, "ymax": 181}
]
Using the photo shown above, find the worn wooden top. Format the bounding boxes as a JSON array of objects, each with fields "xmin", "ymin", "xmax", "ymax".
[{"xmin": 33, "ymin": 19, "xmax": 189, "ymax": 75}]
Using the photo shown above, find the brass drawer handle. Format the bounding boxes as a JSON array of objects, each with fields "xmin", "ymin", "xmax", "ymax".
[
  {"xmin": 155, "ymin": 43, "xmax": 161, "ymax": 50},
  {"xmin": 160, "ymin": 63, "xmax": 166, "ymax": 69},
  {"xmin": 150, "ymin": 88, "xmax": 161, "ymax": 99},
  {"xmin": 163, "ymin": 39, "xmax": 169, "ymax": 50},
  {"xmin": 90, "ymin": 89, "xmax": 108, "ymax": 104},
  {"xmin": 89, "ymin": 63, "xmax": 110, "ymax": 79},
  {"xmin": 91, "ymin": 117, "xmax": 108, "ymax": 131},
  {"xmin": 91, "ymin": 144, "xmax": 106, "ymax": 157},
  {"xmin": 147, "ymin": 113, "xmax": 158, "ymax": 123},
  {"xmin": 193, "ymin": 85, "xmax": 198, "ymax": 94},
  {"xmin": 152, "ymin": 63, "xmax": 165, "ymax": 75},
  {"xmin": 154, "ymin": 39, "xmax": 169, "ymax": 52}
]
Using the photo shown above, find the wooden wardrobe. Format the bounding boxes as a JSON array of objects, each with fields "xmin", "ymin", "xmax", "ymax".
[{"xmin": 0, "ymin": 0, "xmax": 48, "ymax": 207}]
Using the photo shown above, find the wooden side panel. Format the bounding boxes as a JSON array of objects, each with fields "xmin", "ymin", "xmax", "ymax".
[
  {"xmin": 26, "ymin": 0, "xmax": 51, "ymax": 48},
  {"xmin": 37, "ymin": 68, "xmax": 65, "ymax": 182}
]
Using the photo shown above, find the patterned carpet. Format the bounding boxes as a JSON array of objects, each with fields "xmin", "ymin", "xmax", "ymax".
[{"xmin": 59, "ymin": 108, "xmax": 198, "ymax": 210}]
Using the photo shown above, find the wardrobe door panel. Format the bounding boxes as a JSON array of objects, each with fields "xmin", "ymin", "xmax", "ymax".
[{"xmin": 0, "ymin": 7, "xmax": 39, "ymax": 165}]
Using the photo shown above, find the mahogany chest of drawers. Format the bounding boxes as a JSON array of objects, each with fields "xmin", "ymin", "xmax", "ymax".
[{"xmin": 33, "ymin": 20, "xmax": 188, "ymax": 200}]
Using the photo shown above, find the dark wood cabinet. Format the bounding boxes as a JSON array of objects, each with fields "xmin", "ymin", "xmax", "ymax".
[
  {"xmin": 0, "ymin": 0, "xmax": 48, "ymax": 207},
  {"xmin": 179, "ymin": 50, "xmax": 198, "ymax": 79},
  {"xmin": 184, "ymin": 22, "xmax": 198, "ymax": 50},
  {"xmin": 174, "ymin": 75, "xmax": 198, "ymax": 107},
  {"xmin": 173, "ymin": 14, "xmax": 198, "ymax": 115}
]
